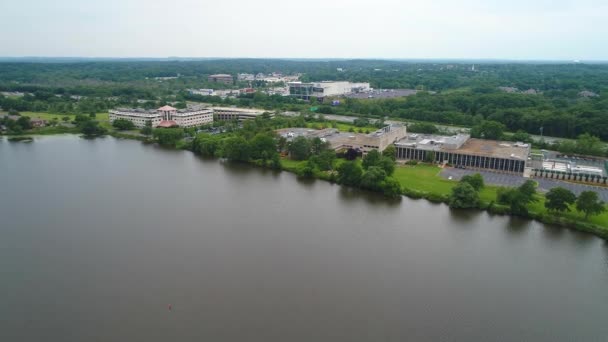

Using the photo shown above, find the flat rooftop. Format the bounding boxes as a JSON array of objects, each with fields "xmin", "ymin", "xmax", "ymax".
[
  {"xmin": 396, "ymin": 134, "xmax": 530, "ymax": 160},
  {"xmin": 457, "ymin": 139, "xmax": 529, "ymax": 160},
  {"xmin": 113, "ymin": 104, "xmax": 210, "ymax": 114}
]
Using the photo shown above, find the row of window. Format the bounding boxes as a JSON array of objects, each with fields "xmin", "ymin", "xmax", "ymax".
[{"xmin": 396, "ymin": 147, "xmax": 526, "ymax": 173}]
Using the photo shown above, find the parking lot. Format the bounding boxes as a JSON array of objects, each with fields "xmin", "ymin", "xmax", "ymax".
[{"xmin": 441, "ymin": 168, "xmax": 608, "ymax": 202}]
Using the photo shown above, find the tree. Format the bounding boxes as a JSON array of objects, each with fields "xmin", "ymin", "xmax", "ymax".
[
  {"xmin": 449, "ymin": 182, "xmax": 480, "ymax": 209},
  {"xmin": 382, "ymin": 145, "xmax": 396, "ymax": 161},
  {"xmin": 270, "ymin": 153, "xmax": 282, "ymax": 170},
  {"xmin": 380, "ymin": 177, "xmax": 402, "ymax": 198},
  {"xmin": 518, "ymin": 180, "xmax": 537, "ymax": 199},
  {"xmin": 112, "ymin": 118, "xmax": 135, "ymax": 130},
  {"xmin": 362, "ymin": 150, "xmax": 382, "ymax": 170},
  {"xmin": 544, "ymin": 187, "xmax": 576, "ymax": 213},
  {"xmin": 408, "ymin": 122, "xmax": 438, "ymax": 134},
  {"xmin": 337, "ymin": 161, "xmax": 363, "ymax": 186},
  {"xmin": 141, "ymin": 120, "xmax": 153, "ymax": 136},
  {"xmin": 360, "ymin": 166, "xmax": 387, "ymax": 191},
  {"xmin": 576, "ymin": 191, "xmax": 606, "ymax": 219},
  {"xmin": 496, "ymin": 180, "xmax": 538, "ymax": 215},
  {"xmin": 379, "ymin": 156, "xmax": 395, "ymax": 176},
  {"xmin": 192, "ymin": 134, "xmax": 222, "ymax": 157},
  {"xmin": 309, "ymin": 150, "xmax": 336, "ymax": 171},
  {"xmin": 16, "ymin": 116, "xmax": 32, "ymax": 130},
  {"xmin": 362, "ymin": 149, "xmax": 395, "ymax": 175},
  {"xmin": 511, "ymin": 130, "xmax": 531, "ymax": 143},
  {"xmin": 288, "ymin": 136, "xmax": 311, "ymax": 161},
  {"xmin": 62, "ymin": 116, "xmax": 70, "ymax": 122},
  {"xmin": 153, "ymin": 128, "xmax": 184, "ymax": 146},
  {"xmin": 80, "ymin": 120, "xmax": 107, "ymax": 137},
  {"xmin": 575, "ymin": 133, "xmax": 603, "ymax": 156},
  {"xmin": 222, "ymin": 136, "xmax": 251, "ymax": 162},
  {"xmin": 460, "ymin": 173, "xmax": 484, "ymax": 191},
  {"xmin": 470, "ymin": 120, "xmax": 505, "ymax": 140},
  {"xmin": 310, "ymin": 137, "xmax": 330, "ymax": 155},
  {"xmin": 250, "ymin": 133, "xmax": 277, "ymax": 161}
]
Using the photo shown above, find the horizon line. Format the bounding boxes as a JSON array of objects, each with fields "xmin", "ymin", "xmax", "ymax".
[{"xmin": 1, "ymin": 56, "xmax": 607, "ymax": 63}]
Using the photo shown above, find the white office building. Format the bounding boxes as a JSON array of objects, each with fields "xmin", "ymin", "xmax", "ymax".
[
  {"xmin": 288, "ymin": 81, "xmax": 371, "ymax": 100},
  {"xmin": 109, "ymin": 105, "xmax": 213, "ymax": 128}
]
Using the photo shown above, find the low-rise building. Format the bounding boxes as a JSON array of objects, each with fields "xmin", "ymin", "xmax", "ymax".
[
  {"xmin": 278, "ymin": 124, "xmax": 407, "ymax": 153},
  {"xmin": 212, "ymin": 107, "xmax": 272, "ymax": 121},
  {"xmin": 394, "ymin": 133, "xmax": 530, "ymax": 174},
  {"xmin": 208, "ymin": 74, "xmax": 233, "ymax": 84},
  {"xmin": 30, "ymin": 118, "xmax": 48, "ymax": 128},
  {"xmin": 288, "ymin": 81, "xmax": 371, "ymax": 100},
  {"xmin": 188, "ymin": 89, "xmax": 214, "ymax": 96},
  {"xmin": 109, "ymin": 105, "xmax": 213, "ymax": 128}
]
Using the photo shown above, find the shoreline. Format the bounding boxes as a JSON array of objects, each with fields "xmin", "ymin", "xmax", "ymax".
[{"xmin": 4, "ymin": 132, "xmax": 607, "ymax": 240}]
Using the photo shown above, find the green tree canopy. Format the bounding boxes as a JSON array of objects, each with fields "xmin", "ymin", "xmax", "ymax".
[
  {"xmin": 471, "ymin": 120, "xmax": 505, "ymax": 140},
  {"xmin": 288, "ymin": 136, "xmax": 311, "ymax": 161},
  {"xmin": 337, "ymin": 161, "xmax": 363, "ymax": 186},
  {"xmin": 80, "ymin": 120, "xmax": 107, "ymax": 137},
  {"xmin": 141, "ymin": 120, "xmax": 153, "ymax": 136},
  {"xmin": 112, "ymin": 118, "xmax": 135, "ymax": 131},
  {"xmin": 460, "ymin": 173, "xmax": 484, "ymax": 191},
  {"xmin": 222, "ymin": 136, "xmax": 251, "ymax": 162},
  {"xmin": 153, "ymin": 128, "xmax": 184, "ymax": 146},
  {"xmin": 544, "ymin": 187, "xmax": 576, "ymax": 212},
  {"xmin": 360, "ymin": 166, "xmax": 387, "ymax": 191},
  {"xmin": 576, "ymin": 191, "xmax": 606, "ymax": 219},
  {"xmin": 449, "ymin": 182, "xmax": 480, "ymax": 209},
  {"xmin": 382, "ymin": 145, "xmax": 396, "ymax": 161}
]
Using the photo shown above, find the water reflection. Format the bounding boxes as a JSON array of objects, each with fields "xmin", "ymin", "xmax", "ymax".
[
  {"xmin": 338, "ymin": 186, "xmax": 402, "ymax": 206},
  {"xmin": 448, "ymin": 207, "xmax": 483, "ymax": 223}
]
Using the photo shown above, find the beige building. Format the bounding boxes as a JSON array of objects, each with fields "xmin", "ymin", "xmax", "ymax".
[
  {"xmin": 278, "ymin": 124, "xmax": 407, "ymax": 153},
  {"xmin": 394, "ymin": 133, "xmax": 530, "ymax": 174},
  {"xmin": 109, "ymin": 105, "xmax": 213, "ymax": 128},
  {"xmin": 212, "ymin": 107, "xmax": 273, "ymax": 121}
]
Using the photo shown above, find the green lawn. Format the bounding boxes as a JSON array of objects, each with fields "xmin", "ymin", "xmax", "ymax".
[
  {"xmin": 280, "ymin": 158, "xmax": 306, "ymax": 172},
  {"xmin": 9, "ymin": 112, "xmax": 113, "ymax": 131},
  {"xmin": 17, "ymin": 111, "xmax": 108, "ymax": 122},
  {"xmin": 392, "ymin": 163, "xmax": 608, "ymax": 229}
]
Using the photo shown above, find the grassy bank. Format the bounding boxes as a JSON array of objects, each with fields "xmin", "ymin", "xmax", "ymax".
[{"xmin": 280, "ymin": 159, "xmax": 608, "ymax": 239}]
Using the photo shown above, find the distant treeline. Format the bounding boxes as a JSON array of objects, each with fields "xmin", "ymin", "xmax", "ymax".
[{"xmin": 1, "ymin": 59, "xmax": 607, "ymax": 140}]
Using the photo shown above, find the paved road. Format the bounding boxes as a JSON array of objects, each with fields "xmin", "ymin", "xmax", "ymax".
[{"xmin": 441, "ymin": 168, "xmax": 608, "ymax": 202}]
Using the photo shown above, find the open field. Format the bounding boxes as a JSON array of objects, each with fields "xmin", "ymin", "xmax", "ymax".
[{"xmin": 1, "ymin": 112, "xmax": 113, "ymax": 132}]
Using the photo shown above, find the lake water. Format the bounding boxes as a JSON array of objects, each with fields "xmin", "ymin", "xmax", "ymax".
[{"xmin": 1, "ymin": 135, "xmax": 607, "ymax": 341}]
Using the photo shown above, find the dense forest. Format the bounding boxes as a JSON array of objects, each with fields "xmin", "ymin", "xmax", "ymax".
[{"xmin": 1, "ymin": 59, "xmax": 607, "ymax": 140}]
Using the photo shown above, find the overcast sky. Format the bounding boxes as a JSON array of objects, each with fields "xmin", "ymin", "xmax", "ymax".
[{"xmin": 1, "ymin": 0, "xmax": 607, "ymax": 60}]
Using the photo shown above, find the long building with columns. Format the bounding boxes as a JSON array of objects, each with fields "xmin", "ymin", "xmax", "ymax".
[
  {"xmin": 109, "ymin": 105, "xmax": 214, "ymax": 128},
  {"xmin": 394, "ymin": 133, "xmax": 530, "ymax": 174}
]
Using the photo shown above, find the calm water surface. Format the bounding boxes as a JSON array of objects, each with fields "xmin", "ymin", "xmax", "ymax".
[{"xmin": 1, "ymin": 135, "xmax": 607, "ymax": 341}]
